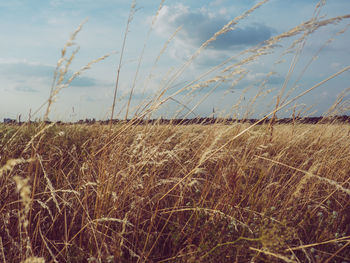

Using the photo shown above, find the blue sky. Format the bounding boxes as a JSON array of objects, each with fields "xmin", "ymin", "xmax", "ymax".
[{"xmin": 1, "ymin": 0, "xmax": 349, "ymax": 121}]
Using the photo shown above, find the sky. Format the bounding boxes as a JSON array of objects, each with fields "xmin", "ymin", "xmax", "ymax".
[{"xmin": 1, "ymin": 0, "xmax": 350, "ymax": 121}]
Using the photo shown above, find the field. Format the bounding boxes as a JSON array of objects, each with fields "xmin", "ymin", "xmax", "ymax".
[
  {"xmin": 1, "ymin": 122, "xmax": 350, "ymax": 262},
  {"xmin": 2, "ymin": 0, "xmax": 350, "ymax": 262}
]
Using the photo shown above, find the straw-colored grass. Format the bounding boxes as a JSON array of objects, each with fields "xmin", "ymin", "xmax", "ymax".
[{"xmin": 1, "ymin": 123, "xmax": 350, "ymax": 262}]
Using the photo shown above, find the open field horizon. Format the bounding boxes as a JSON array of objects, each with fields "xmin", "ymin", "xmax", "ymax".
[{"xmin": 3, "ymin": 115, "xmax": 350, "ymax": 126}]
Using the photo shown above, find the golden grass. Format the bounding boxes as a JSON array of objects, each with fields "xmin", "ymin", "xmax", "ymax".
[{"xmin": 1, "ymin": 123, "xmax": 350, "ymax": 262}]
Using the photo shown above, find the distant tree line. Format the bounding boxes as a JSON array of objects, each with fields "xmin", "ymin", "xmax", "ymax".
[{"xmin": 2, "ymin": 115, "xmax": 350, "ymax": 125}]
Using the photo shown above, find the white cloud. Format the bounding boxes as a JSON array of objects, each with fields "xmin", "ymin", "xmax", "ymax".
[
  {"xmin": 0, "ymin": 58, "xmax": 99, "ymax": 91},
  {"xmin": 154, "ymin": 4, "xmax": 273, "ymax": 63},
  {"xmin": 330, "ymin": 62, "xmax": 341, "ymax": 70},
  {"xmin": 218, "ymin": 7, "xmax": 228, "ymax": 16},
  {"xmin": 211, "ymin": 0, "xmax": 222, "ymax": 5}
]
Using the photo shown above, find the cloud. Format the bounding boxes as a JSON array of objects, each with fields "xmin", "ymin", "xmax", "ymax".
[
  {"xmin": 191, "ymin": 50, "xmax": 232, "ymax": 68},
  {"xmin": 330, "ymin": 62, "xmax": 342, "ymax": 70},
  {"xmin": 0, "ymin": 60, "xmax": 53, "ymax": 78},
  {"xmin": 0, "ymin": 58, "xmax": 97, "ymax": 88},
  {"xmin": 155, "ymin": 4, "xmax": 274, "ymax": 51},
  {"xmin": 70, "ymin": 76, "xmax": 97, "ymax": 87},
  {"xmin": 186, "ymin": 71, "xmax": 284, "ymax": 97},
  {"xmin": 226, "ymin": 72, "xmax": 284, "ymax": 90},
  {"xmin": 210, "ymin": 0, "xmax": 225, "ymax": 6},
  {"xmin": 14, "ymin": 86, "xmax": 40, "ymax": 93}
]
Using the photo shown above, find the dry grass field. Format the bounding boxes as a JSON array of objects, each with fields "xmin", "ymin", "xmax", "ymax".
[
  {"xmin": 1, "ymin": 0, "xmax": 350, "ymax": 262},
  {"xmin": 1, "ymin": 122, "xmax": 350, "ymax": 262}
]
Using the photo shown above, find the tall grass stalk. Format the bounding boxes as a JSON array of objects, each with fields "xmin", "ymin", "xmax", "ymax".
[
  {"xmin": 125, "ymin": 0, "xmax": 165, "ymax": 121},
  {"xmin": 110, "ymin": 0, "xmax": 136, "ymax": 126}
]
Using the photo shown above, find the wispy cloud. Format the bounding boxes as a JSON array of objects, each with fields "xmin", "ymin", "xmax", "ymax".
[
  {"xmin": 0, "ymin": 59, "xmax": 53, "ymax": 78},
  {"xmin": 155, "ymin": 4, "xmax": 274, "ymax": 50},
  {"xmin": 14, "ymin": 86, "xmax": 40, "ymax": 93},
  {"xmin": 0, "ymin": 58, "xmax": 98, "ymax": 88}
]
